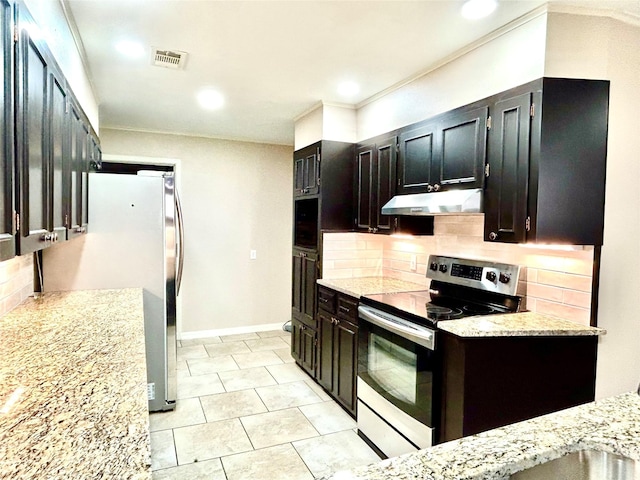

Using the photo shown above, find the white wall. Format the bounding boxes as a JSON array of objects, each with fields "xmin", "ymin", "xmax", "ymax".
[
  {"xmin": 94, "ymin": 129, "xmax": 293, "ymax": 336},
  {"xmin": 294, "ymin": 103, "xmax": 357, "ymax": 150},
  {"xmin": 544, "ymin": 13, "xmax": 640, "ymax": 398},
  {"xmin": 356, "ymin": 12, "xmax": 548, "ymax": 140},
  {"xmin": 23, "ymin": 0, "xmax": 99, "ymax": 131}
]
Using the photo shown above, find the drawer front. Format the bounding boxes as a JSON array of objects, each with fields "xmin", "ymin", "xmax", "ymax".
[
  {"xmin": 337, "ymin": 295, "xmax": 358, "ymax": 323},
  {"xmin": 318, "ymin": 287, "xmax": 337, "ymax": 314}
]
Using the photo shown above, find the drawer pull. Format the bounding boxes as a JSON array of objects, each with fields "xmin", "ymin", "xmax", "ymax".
[{"xmin": 339, "ymin": 305, "xmax": 351, "ymax": 313}]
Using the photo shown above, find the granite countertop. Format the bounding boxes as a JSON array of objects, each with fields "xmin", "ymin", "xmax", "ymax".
[
  {"xmin": 327, "ymin": 392, "xmax": 640, "ymax": 480},
  {"xmin": 438, "ymin": 311, "xmax": 606, "ymax": 337},
  {"xmin": 0, "ymin": 288, "xmax": 150, "ymax": 479},
  {"xmin": 317, "ymin": 277, "xmax": 426, "ymax": 298}
]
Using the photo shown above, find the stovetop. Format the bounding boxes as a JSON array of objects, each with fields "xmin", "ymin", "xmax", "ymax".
[{"xmin": 359, "ymin": 255, "xmax": 523, "ymax": 327}]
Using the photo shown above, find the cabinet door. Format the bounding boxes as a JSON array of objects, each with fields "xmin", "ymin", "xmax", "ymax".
[
  {"xmin": 300, "ymin": 324, "xmax": 316, "ymax": 376},
  {"xmin": 484, "ymin": 94, "xmax": 531, "ymax": 243},
  {"xmin": 291, "ymin": 318, "xmax": 303, "ymax": 365},
  {"xmin": 355, "ymin": 144, "xmax": 373, "ymax": 231},
  {"xmin": 49, "ymin": 70, "xmax": 68, "ymax": 242},
  {"xmin": 0, "ymin": 0, "xmax": 15, "ymax": 260},
  {"xmin": 398, "ymin": 123, "xmax": 437, "ymax": 194},
  {"xmin": 15, "ymin": 15, "xmax": 50, "ymax": 254},
  {"xmin": 291, "ymin": 251, "xmax": 303, "ymax": 319},
  {"xmin": 334, "ymin": 319, "xmax": 357, "ymax": 414},
  {"xmin": 316, "ymin": 310, "xmax": 334, "ymax": 391},
  {"xmin": 374, "ymin": 137, "xmax": 397, "ymax": 232},
  {"xmin": 67, "ymin": 101, "xmax": 89, "ymax": 239},
  {"xmin": 437, "ymin": 106, "xmax": 487, "ymax": 190},
  {"xmin": 302, "ymin": 253, "xmax": 318, "ymax": 324}
]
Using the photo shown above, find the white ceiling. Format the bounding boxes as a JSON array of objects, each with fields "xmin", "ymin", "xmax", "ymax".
[{"xmin": 65, "ymin": 0, "xmax": 640, "ymax": 146}]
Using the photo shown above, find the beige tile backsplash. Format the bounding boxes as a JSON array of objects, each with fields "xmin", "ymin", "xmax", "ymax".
[
  {"xmin": 322, "ymin": 215, "xmax": 594, "ymax": 325},
  {"xmin": 0, "ymin": 255, "xmax": 34, "ymax": 317}
]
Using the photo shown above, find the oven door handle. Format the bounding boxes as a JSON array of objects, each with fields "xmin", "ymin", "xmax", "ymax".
[{"xmin": 358, "ymin": 306, "xmax": 435, "ymax": 350}]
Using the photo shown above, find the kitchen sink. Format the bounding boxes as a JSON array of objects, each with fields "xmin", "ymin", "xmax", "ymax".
[{"xmin": 510, "ymin": 449, "xmax": 637, "ymax": 480}]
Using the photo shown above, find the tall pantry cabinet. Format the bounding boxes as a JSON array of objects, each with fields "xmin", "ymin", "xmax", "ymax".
[{"xmin": 291, "ymin": 140, "xmax": 353, "ymax": 377}]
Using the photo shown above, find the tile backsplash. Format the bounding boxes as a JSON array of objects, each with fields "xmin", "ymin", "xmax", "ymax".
[
  {"xmin": 0, "ymin": 255, "xmax": 34, "ymax": 317},
  {"xmin": 322, "ymin": 215, "xmax": 594, "ymax": 325}
]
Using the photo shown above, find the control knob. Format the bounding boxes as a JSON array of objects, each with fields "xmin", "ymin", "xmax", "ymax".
[
  {"xmin": 485, "ymin": 271, "xmax": 497, "ymax": 283},
  {"xmin": 439, "ymin": 264, "xmax": 448, "ymax": 273},
  {"xmin": 499, "ymin": 272, "xmax": 511, "ymax": 284},
  {"xmin": 430, "ymin": 262, "xmax": 438, "ymax": 271}
]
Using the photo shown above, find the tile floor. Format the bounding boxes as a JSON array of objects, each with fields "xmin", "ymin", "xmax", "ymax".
[{"xmin": 150, "ymin": 329, "xmax": 381, "ymax": 479}]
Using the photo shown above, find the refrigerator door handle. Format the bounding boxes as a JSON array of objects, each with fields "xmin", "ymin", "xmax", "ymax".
[{"xmin": 175, "ymin": 189, "xmax": 185, "ymax": 296}]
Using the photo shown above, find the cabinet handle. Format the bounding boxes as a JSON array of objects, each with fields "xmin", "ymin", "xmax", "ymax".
[
  {"xmin": 433, "ymin": 184, "xmax": 441, "ymax": 192},
  {"xmin": 319, "ymin": 298, "xmax": 329, "ymax": 304},
  {"xmin": 299, "ymin": 252, "xmax": 307, "ymax": 257},
  {"xmin": 331, "ymin": 317, "xmax": 339, "ymax": 325},
  {"xmin": 426, "ymin": 184, "xmax": 433, "ymax": 193},
  {"xmin": 339, "ymin": 305, "xmax": 350, "ymax": 314},
  {"xmin": 372, "ymin": 228, "xmax": 378, "ymax": 233},
  {"xmin": 488, "ymin": 231, "xmax": 498, "ymax": 241},
  {"xmin": 40, "ymin": 233, "xmax": 51, "ymax": 242}
]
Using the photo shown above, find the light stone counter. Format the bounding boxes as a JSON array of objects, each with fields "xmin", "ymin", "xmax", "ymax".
[
  {"xmin": 317, "ymin": 277, "xmax": 426, "ymax": 298},
  {"xmin": 327, "ymin": 392, "xmax": 640, "ymax": 480},
  {"xmin": 438, "ymin": 311, "xmax": 605, "ymax": 337},
  {"xmin": 0, "ymin": 288, "xmax": 150, "ymax": 479}
]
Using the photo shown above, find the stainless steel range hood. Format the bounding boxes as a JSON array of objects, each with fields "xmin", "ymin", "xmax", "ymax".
[{"xmin": 381, "ymin": 188, "xmax": 483, "ymax": 216}]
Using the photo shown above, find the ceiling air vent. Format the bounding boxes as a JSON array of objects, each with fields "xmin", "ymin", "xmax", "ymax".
[{"xmin": 152, "ymin": 48, "xmax": 188, "ymax": 70}]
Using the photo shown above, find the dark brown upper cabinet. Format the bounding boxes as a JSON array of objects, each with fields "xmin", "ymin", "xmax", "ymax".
[
  {"xmin": 397, "ymin": 123, "xmax": 437, "ymax": 195},
  {"xmin": 484, "ymin": 78, "xmax": 609, "ymax": 245},
  {"xmin": 397, "ymin": 104, "xmax": 488, "ymax": 195},
  {"xmin": 294, "ymin": 143, "xmax": 320, "ymax": 197},
  {"xmin": 437, "ymin": 106, "xmax": 487, "ymax": 190},
  {"xmin": 355, "ymin": 134, "xmax": 397, "ymax": 233},
  {"xmin": 0, "ymin": 0, "xmax": 15, "ymax": 261}
]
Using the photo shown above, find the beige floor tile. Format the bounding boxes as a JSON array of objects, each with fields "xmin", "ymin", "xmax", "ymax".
[
  {"xmin": 177, "ymin": 373, "xmax": 225, "ymax": 399},
  {"xmin": 205, "ymin": 341, "xmax": 251, "ymax": 357},
  {"xmin": 152, "ymin": 458, "xmax": 226, "ymax": 480},
  {"xmin": 281, "ymin": 335, "xmax": 292, "ymax": 346},
  {"xmin": 299, "ymin": 401, "xmax": 356, "ymax": 435},
  {"xmin": 180, "ymin": 336, "xmax": 222, "ymax": 346},
  {"xmin": 266, "ymin": 363, "xmax": 309, "ymax": 384},
  {"xmin": 173, "ymin": 418, "xmax": 253, "ymax": 465},
  {"xmin": 273, "ymin": 347, "xmax": 296, "ymax": 364},
  {"xmin": 255, "ymin": 381, "xmax": 323, "ymax": 411},
  {"xmin": 149, "ymin": 397, "xmax": 206, "ymax": 432},
  {"xmin": 303, "ymin": 379, "xmax": 333, "ymax": 401},
  {"xmin": 244, "ymin": 337, "xmax": 289, "ymax": 352},
  {"xmin": 187, "ymin": 355, "xmax": 239, "ymax": 375},
  {"xmin": 177, "ymin": 344, "xmax": 209, "ymax": 361},
  {"xmin": 256, "ymin": 329, "xmax": 290, "ymax": 339},
  {"xmin": 177, "ymin": 360, "xmax": 190, "ymax": 377},
  {"xmin": 221, "ymin": 444, "xmax": 314, "ymax": 480},
  {"xmin": 150, "ymin": 430, "xmax": 177, "ymax": 471},
  {"xmin": 240, "ymin": 407, "xmax": 319, "ymax": 449},
  {"xmin": 200, "ymin": 389, "xmax": 267, "ymax": 422},
  {"xmin": 220, "ymin": 332, "xmax": 260, "ymax": 342},
  {"xmin": 232, "ymin": 350, "xmax": 283, "ymax": 369},
  {"xmin": 293, "ymin": 430, "xmax": 380, "ymax": 478},
  {"xmin": 218, "ymin": 366, "xmax": 277, "ymax": 392}
]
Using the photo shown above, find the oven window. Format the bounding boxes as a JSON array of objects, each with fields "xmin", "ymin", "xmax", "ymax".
[{"xmin": 358, "ymin": 321, "xmax": 435, "ymax": 427}]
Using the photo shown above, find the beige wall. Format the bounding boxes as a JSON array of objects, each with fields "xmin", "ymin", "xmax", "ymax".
[
  {"xmin": 98, "ymin": 129, "xmax": 293, "ymax": 336},
  {"xmin": 543, "ymin": 13, "xmax": 640, "ymax": 399},
  {"xmin": 0, "ymin": 256, "xmax": 34, "ymax": 316}
]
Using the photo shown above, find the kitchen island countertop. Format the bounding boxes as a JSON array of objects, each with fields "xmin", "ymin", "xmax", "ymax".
[
  {"xmin": 326, "ymin": 391, "xmax": 640, "ymax": 480},
  {"xmin": 317, "ymin": 276, "xmax": 426, "ymax": 298},
  {"xmin": 0, "ymin": 288, "xmax": 150, "ymax": 479}
]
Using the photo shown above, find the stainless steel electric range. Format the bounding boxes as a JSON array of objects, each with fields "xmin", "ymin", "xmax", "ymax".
[{"xmin": 357, "ymin": 255, "xmax": 523, "ymax": 458}]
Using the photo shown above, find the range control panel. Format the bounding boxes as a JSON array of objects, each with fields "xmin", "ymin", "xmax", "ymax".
[{"xmin": 426, "ymin": 255, "xmax": 522, "ymax": 296}]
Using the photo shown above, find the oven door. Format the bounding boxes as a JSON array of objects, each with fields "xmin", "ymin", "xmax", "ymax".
[{"xmin": 357, "ymin": 305, "xmax": 438, "ymax": 453}]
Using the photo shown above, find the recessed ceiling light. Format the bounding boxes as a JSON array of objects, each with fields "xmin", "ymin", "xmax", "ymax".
[
  {"xmin": 338, "ymin": 81, "xmax": 360, "ymax": 98},
  {"xmin": 197, "ymin": 89, "xmax": 224, "ymax": 110},
  {"xmin": 115, "ymin": 40, "xmax": 146, "ymax": 59},
  {"xmin": 461, "ymin": 0, "xmax": 497, "ymax": 20}
]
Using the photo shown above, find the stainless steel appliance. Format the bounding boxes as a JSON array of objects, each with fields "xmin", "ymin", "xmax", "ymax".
[
  {"xmin": 42, "ymin": 171, "xmax": 184, "ymax": 412},
  {"xmin": 357, "ymin": 255, "xmax": 522, "ymax": 458}
]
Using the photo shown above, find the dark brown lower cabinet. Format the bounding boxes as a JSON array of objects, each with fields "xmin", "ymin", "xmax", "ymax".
[
  {"xmin": 291, "ymin": 317, "xmax": 315, "ymax": 377},
  {"xmin": 439, "ymin": 332, "xmax": 598, "ymax": 443},
  {"xmin": 317, "ymin": 287, "xmax": 358, "ymax": 417}
]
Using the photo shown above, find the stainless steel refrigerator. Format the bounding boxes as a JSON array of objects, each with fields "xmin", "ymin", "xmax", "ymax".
[{"xmin": 43, "ymin": 171, "xmax": 184, "ymax": 412}]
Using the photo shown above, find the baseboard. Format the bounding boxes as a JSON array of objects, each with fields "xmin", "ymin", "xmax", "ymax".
[{"xmin": 179, "ymin": 321, "xmax": 289, "ymax": 340}]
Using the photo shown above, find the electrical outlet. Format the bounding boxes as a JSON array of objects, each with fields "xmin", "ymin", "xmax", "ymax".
[
  {"xmin": 250, "ymin": 250, "xmax": 257, "ymax": 260},
  {"xmin": 410, "ymin": 254, "xmax": 417, "ymax": 271},
  {"xmin": 147, "ymin": 383, "xmax": 155, "ymax": 400}
]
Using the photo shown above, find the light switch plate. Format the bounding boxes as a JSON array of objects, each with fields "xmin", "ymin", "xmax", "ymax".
[
  {"xmin": 250, "ymin": 250, "xmax": 257, "ymax": 260},
  {"xmin": 410, "ymin": 254, "xmax": 417, "ymax": 271}
]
